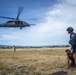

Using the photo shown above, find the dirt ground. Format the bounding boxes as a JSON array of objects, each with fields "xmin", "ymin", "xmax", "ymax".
[{"xmin": 0, "ymin": 48, "xmax": 76, "ymax": 75}]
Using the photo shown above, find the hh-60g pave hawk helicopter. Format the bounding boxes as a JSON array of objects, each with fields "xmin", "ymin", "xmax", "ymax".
[{"xmin": 0, "ymin": 7, "xmax": 35, "ymax": 29}]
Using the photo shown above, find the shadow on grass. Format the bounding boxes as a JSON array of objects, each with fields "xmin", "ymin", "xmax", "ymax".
[{"xmin": 50, "ymin": 71, "xmax": 67, "ymax": 75}]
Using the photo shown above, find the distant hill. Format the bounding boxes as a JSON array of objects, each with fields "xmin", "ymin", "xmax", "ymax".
[{"xmin": 0, "ymin": 45, "xmax": 70, "ymax": 49}]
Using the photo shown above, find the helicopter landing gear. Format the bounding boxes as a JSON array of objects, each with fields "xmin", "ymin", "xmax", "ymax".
[{"xmin": 20, "ymin": 27, "xmax": 22, "ymax": 29}]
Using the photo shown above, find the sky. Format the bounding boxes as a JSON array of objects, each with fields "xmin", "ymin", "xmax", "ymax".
[{"xmin": 0, "ymin": 0, "xmax": 76, "ymax": 46}]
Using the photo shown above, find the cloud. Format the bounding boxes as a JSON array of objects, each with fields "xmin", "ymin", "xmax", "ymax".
[{"xmin": 30, "ymin": 0, "xmax": 76, "ymax": 45}]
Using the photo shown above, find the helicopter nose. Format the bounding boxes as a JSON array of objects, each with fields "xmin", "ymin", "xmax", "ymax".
[
  {"xmin": 24, "ymin": 24, "xmax": 30, "ymax": 27},
  {"xmin": 26, "ymin": 24, "xmax": 30, "ymax": 27}
]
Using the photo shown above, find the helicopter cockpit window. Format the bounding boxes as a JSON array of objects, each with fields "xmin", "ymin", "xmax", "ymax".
[
  {"xmin": 22, "ymin": 22, "xmax": 25, "ymax": 24},
  {"xmin": 11, "ymin": 22, "xmax": 15, "ymax": 24},
  {"xmin": 9, "ymin": 21, "xmax": 15, "ymax": 25},
  {"xmin": 23, "ymin": 22, "xmax": 27, "ymax": 24}
]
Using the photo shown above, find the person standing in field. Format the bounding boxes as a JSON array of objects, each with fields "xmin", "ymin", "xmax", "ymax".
[
  {"xmin": 13, "ymin": 45, "xmax": 16, "ymax": 52},
  {"xmin": 66, "ymin": 27, "xmax": 76, "ymax": 66}
]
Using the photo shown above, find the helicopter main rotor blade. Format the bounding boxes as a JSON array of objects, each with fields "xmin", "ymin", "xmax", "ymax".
[
  {"xmin": 0, "ymin": 16, "xmax": 15, "ymax": 19},
  {"xmin": 17, "ymin": 7, "xmax": 24, "ymax": 19}
]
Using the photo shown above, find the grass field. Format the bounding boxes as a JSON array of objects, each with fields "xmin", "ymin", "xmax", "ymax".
[{"xmin": 0, "ymin": 48, "xmax": 76, "ymax": 75}]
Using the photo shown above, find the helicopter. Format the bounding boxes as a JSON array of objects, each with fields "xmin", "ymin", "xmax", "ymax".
[{"xmin": 0, "ymin": 7, "xmax": 35, "ymax": 29}]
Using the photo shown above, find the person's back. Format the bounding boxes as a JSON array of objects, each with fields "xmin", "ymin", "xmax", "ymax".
[{"xmin": 70, "ymin": 32, "xmax": 76, "ymax": 53}]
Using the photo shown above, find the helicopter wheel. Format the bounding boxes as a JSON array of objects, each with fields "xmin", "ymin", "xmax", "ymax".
[{"xmin": 20, "ymin": 27, "xmax": 22, "ymax": 29}]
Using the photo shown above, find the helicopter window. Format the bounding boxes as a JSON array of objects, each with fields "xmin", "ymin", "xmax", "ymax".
[
  {"xmin": 23, "ymin": 22, "xmax": 25, "ymax": 24},
  {"xmin": 20, "ymin": 21, "xmax": 23, "ymax": 24},
  {"xmin": 11, "ymin": 22, "xmax": 15, "ymax": 24}
]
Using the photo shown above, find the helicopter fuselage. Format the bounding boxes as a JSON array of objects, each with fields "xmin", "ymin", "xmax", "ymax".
[{"xmin": 0, "ymin": 20, "xmax": 30, "ymax": 29}]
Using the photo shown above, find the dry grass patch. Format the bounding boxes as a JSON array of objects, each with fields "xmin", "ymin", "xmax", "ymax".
[{"xmin": 0, "ymin": 48, "xmax": 75, "ymax": 75}]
